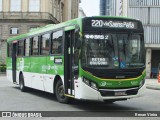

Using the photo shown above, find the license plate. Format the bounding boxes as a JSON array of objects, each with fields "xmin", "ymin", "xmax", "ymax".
[{"xmin": 115, "ymin": 91, "xmax": 127, "ymax": 96}]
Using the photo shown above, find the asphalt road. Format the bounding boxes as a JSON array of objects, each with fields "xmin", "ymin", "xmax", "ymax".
[{"xmin": 0, "ymin": 75, "xmax": 160, "ymax": 119}]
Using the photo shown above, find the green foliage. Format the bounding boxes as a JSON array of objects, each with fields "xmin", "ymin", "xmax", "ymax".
[{"xmin": 0, "ymin": 64, "xmax": 6, "ymax": 72}]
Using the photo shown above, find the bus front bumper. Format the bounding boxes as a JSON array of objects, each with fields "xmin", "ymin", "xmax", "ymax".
[{"xmin": 78, "ymin": 81, "xmax": 146, "ymax": 101}]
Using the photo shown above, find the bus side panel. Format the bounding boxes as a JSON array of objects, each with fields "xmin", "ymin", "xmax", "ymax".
[
  {"xmin": 43, "ymin": 56, "xmax": 55, "ymax": 93},
  {"xmin": 22, "ymin": 57, "xmax": 32, "ymax": 87},
  {"xmin": 30, "ymin": 57, "xmax": 45, "ymax": 91},
  {"xmin": 45, "ymin": 56, "xmax": 64, "ymax": 93}
]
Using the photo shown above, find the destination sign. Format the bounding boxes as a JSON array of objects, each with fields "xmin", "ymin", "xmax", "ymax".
[
  {"xmin": 91, "ymin": 20, "xmax": 137, "ymax": 29},
  {"xmin": 89, "ymin": 58, "xmax": 108, "ymax": 65}
]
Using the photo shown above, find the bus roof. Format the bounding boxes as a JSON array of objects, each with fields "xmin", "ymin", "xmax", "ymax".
[{"xmin": 7, "ymin": 16, "xmax": 139, "ymax": 43}]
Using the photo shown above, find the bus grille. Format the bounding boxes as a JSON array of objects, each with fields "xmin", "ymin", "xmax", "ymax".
[
  {"xmin": 83, "ymin": 67, "xmax": 144, "ymax": 79},
  {"xmin": 99, "ymin": 88, "xmax": 139, "ymax": 97}
]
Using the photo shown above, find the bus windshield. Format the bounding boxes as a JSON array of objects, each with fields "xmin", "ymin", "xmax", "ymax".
[{"xmin": 81, "ymin": 33, "xmax": 145, "ymax": 69}]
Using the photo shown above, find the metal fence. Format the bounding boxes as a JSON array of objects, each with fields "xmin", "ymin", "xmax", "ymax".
[
  {"xmin": 128, "ymin": 0, "xmax": 160, "ymax": 44},
  {"xmin": 129, "ymin": 0, "xmax": 160, "ymax": 6},
  {"xmin": 128, "ymin": 7, "xmax": 160, "ymax": 25},
  {"xmin": 150, "ymin": 8, "xmax": 160, "ymax": 24},
  {"xmin": 128, "ymin": 7, "xmax": 149, "ymax": 24},
  {"xmin": 144, "ymin": 26, "xmax": 160, "ymax": 44}
]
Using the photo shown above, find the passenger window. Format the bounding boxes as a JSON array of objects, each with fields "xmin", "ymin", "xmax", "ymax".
[
  {"xmin": 41, "ymin": 33, "xmax": 50, "ymax": 55},
  {"xmin": 51, "ymin": 30, "xmax": 63, "ymax": 54},
  {"xmin": 25, "ymin": 38, "xmax": 30, "ymax": 56},
  {"xmin": 32, "ymin": 36, "xmax": 39, "ymax": 55}
]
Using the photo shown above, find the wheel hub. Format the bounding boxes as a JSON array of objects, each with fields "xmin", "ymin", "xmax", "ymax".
[{"xmin": 58, "ymin": 85, "xmax": 65, "ymax": 98}]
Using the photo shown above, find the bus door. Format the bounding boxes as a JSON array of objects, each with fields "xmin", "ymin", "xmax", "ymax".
[
  {"xmin": 64, "ymin": 26, "xmax": 79, "ymax": 97},
  {"xmin": 12, "ymin": 42, "xmax": 17, "ymax": 83}
]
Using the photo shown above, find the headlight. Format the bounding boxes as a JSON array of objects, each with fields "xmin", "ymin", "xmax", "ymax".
[
  {"xmin": 83, "ymin": 78, "xmax": 90, "ymax": 85},
  {"xmin": 90, "ymin": 82, "xmax": 97, "ymax": 90},
  {"xmin": 83, "ymin": 78, "xmax": 98, "ymax": 90}
]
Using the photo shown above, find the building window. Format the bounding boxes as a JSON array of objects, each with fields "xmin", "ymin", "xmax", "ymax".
[
  {"xmin": 10, "ymin": 27, "xmax": 19, "ymax": 35},
  {"xmin": 29, "ymin": 0, "xmax": 40, "ymax": 12},
  {"xmin": 41, "ymin": 34, "xmax": 50, "ymax": 55},
  {"xmin": 10, "ymin": 0, "xmax": 21, "ymax": 11},
  {"xmin": 0, "ymin": 0, "xmax": 2, "ymax": 11},
  {"xmin": 51, "ymin": 30, "xmax": 63, "ymax": 54}
]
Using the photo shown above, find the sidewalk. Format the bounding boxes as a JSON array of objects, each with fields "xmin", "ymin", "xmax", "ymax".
[
  {"xmin": 146, "ymin": 78, "xmax": 160, "ymax": 90},
  {"xmin": 0, "ymin": 73, "xmax": 6, "ymax": 76}
]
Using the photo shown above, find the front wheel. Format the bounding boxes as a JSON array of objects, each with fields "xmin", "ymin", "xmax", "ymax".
[
  {"xmin": 19, "ymin": 74, "xmax": 27, "ymax": 92},
  {"xmin": 55, "ymin": 80, "xmax": 70, "ymax": 103}
]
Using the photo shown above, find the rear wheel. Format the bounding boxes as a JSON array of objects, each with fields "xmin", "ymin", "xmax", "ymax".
[
  {"xmin": 19, "ymin": 74, "xmax": 27, "ymax": 92},
  {"xmin": 55, "ymin": 80, "xmax": 69, "ymax": 103}
]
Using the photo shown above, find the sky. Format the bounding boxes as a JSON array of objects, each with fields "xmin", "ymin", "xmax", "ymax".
[{"xmin": 80, "ymin": 0, "xmax": 100, "ymax": 16}]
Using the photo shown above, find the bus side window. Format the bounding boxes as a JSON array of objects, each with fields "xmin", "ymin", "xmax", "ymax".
[
  {"xmin": 32, "ymin": 36, "xmax": 39, "ymax": 56},
  {"xmin": 41, "ymin": 33, "xmax": 50, "ymax": 55},
  {"xmin": 17, "ymin": 40, "xmax": 24, "ymax": 57},
  {"xmin": 51, "ymin": 30, "xmax": 63, "ymax": 54},
  {"xmin": 25, "ymin": 38, "xmax": 30, "ymax": 56}
]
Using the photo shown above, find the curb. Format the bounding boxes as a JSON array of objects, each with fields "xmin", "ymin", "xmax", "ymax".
[{"xmin": 146, "ymin": 84, "xmax": 160, "ymax": 90}]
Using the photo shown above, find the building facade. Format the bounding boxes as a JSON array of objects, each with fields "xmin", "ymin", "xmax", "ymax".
[
  {"xmin": 100, "ymin": 0, "xmax": 127, "ymax": 16},
  {"xmin": 128, "ymin": 0, "xmax": 160, "ymax": 78},
  {"xmin": 79, "ymin": 7, "xmax": 86, "ymax": 17},
  {"xmin": 0, "ymin": 0, "xmax": 79, "ymax": 64}
]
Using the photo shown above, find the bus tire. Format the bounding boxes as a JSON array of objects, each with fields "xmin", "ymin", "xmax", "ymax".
[
  {"xmin": 19, "ymin": 74, "xmax": 27, "ymax": 92},
  {"xmin": 55, "ymin": 80, "xmax": 69, "ymax": 103}
]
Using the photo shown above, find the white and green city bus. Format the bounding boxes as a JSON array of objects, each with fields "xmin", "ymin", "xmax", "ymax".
[{"xmin": 7, "ymin": 16, "xmax": 146, "ymax": 103}]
